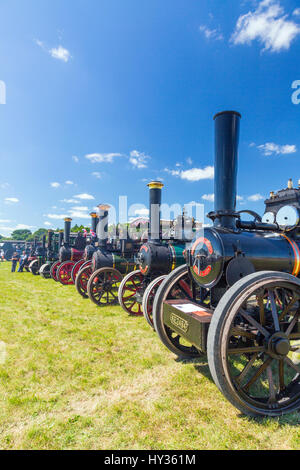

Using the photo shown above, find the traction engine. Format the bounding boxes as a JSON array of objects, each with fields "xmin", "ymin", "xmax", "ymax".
[
  {"xmin": 153, "ymin": 110, "xmax": 300, "ymax": 417},
  {"xmin": 118, "ymin": 182, "xmax": 191, "ymax": 321}
]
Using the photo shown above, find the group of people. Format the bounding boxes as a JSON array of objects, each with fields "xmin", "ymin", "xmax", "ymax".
[{"xmin": 11, "ymin": 251, "xmax": 28, "ymax": 273}]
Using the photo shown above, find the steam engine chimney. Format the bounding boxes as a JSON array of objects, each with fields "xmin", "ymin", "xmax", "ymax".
[
  {"xmin": 148, "ymin": 181, "xmax": 164, "ymax": 242},
  {"xmin": 212, "ymin": 111, "xmax": 241, "ymax": 229},
  {"xmin": 90, "ymin": 212, "xmax": 99, "ymax": 234},
  {"xmin": 97, "ymin": 205, "xmax": 110, "ymax": 248},
  {"xmin": 59, "ymin": 231, "xmax": 64, "ymax": 247},
  {"xmin": 48, "ymin": 230, "xmax": 54, "ymax": 248},
  {"xmin": 64, "ymin": 218, "xmax": 72, "ymax": 245}
]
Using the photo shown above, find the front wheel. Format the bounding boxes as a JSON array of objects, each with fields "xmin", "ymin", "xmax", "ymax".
[
  {"xmin": 29, "ymin": 260, "xmax": 39, "ymax": 275},
  {"xmin": 57, "ymin": 261, "xmax": 75, "ymax": 285},
  {"xmin": 71, "ymin": 259, "xmax": 86, "ymax": 283},
  {"xmin": 142, "ymin": 275, "xmax": 166, "ymax": 328},
  {"xmin": 39, "ymin": 263, "xmax": 51, "ymax": 279},
  {"xmin": 207, "ymin": 271, "xmax": 300, "ymax": 417},
  {"xmin": 118, "ymin": 270, "xmax": 144, "ymax": 316},
  {"xmin": 87, "ymin": 267, "xmax": 123, "ymax": 307},
  {"xmin": 50, "ymin": 261, "xmax": 62, "ymax": 282},
  {"xmin": 75, "ymin": 262, "xmax": 92, "ymax": 298},
  {"xmin": 153, "ymin": 265, "xmax": 203, "ymax": 358}
]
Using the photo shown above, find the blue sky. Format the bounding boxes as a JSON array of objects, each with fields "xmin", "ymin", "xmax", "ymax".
[{"xmin": 0, "ymin": 0, "xmax": 300, "ymax": 235}]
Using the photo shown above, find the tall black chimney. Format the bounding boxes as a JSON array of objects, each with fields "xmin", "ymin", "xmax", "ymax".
[
  {"xmin": 42, "ymin": 235, "xmax": 46, "ymax": 250},
  {"xmin": 148, "ymin": 181, "xmax": 164, "ymax": 242},
  {"xmin": 64, "ymin": 218, "xmax": 72, "ymax": 245},
  {"xmin": 90, "ymin": 212, "xmax": 99, "ymax": 234},
  {"xmin": 48, "ymin": 230, "xmax": 54, "ymax": 249},
  {"xmin": 59, "ymin": 231, "xmax": 64, "ymax": 247},
  {"xmin": 97, "ymin": 205, "xmax": 110, "ymax": 248},
  {"xmin": 212, "ymin": 111, "xmax": 241, "ymax": 229}
]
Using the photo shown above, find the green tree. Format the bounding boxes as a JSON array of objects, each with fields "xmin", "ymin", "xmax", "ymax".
[
  {"xmin": 11, "ymin": 229, "xmax": 32, "ymax": 240},
  {"xmin": 33, "ymin": 228, "xmax": 48, "ymax": 240}
]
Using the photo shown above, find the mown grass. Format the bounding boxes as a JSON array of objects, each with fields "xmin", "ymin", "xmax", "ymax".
[{"xmin": 0, "ymin": 262, "xmax": 299, "ymax": 450}]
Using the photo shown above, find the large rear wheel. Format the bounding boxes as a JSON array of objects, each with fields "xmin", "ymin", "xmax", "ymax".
[
  {"xmin": 50, "ymin": 261, "xmax": 61, "ymax": 281},
  {"xmin": 207, "ymin": 271, "xmax": 300, "ymax": 417},
  {"xmin": 87, "ymin": 267, "xmax": 123, "ymax": 307},
  {"xmin": 57, "ymin": 261, "xmax": 75, "ymax": 285},
  {"xmin": 29, "ymin": 260, "xmax": 39, "ymax": 275},
  {"xmin": 75, "ymin": 262, "xmax": 92, "ymax": 298}
]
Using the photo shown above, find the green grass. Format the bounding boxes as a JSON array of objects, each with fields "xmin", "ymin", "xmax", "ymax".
[{"xmin": 0, "ymin": 262, "xmax": 299, "ymax": 450}]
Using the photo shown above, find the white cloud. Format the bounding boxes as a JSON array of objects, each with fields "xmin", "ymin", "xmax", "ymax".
[
  {"xmin": 36, "ymin": 40, "xmax": 71, "ymax": 63},
  {"xmin": 72, "ymin": 155, "xmax": 79, "ymax": 163},
  {"xmin": 68, "ymin": 210, "xmax": 90, "ymax": 219},
  {"xmin": 92, "ymin": 172, "xmax": 102, "ymax": 179},
  {"xmin": 46, "ymin": 214, "xmax": 68, "ymax": 220},
  {"xmin": 0, "ymin": 219, "xmax": 11, "ymax": 223},
  {"xmin": 61, "ymin": 199, "xmax": 80, "ymax": 204},
  {"xmin": 256, "ymin": 142, "xmax": 297, "ymax": 156},
  {"xmin": 237, "ymin": 195, "xmax": 244, "ymax": 201},
  {"xmin": 248, "ymin": 194, "xmax": 265, "ymax": 201},
  {"xmin": 74, "ymin": 193, "xmax": 95, "ymax": 200},
  {"xmin": 202, "ymin": 194, "xmax": 215, "ymax": 202},
  {"xmin": 44, "ymin": 222, "xmax": 52, "ymax": 227},
  {"xmin": 65, "ymin": 180, "xmax": 74, "ymax": 185},
  {"xmin": 129, "ymin": 150, "xmax": 150, "ymax": 169},
  {"xmin": 5, "ymin": 197, "xmax": 19, "ymax": 203},
  {"xmin": 50, "ymin": 182, "xmax": 60, "ymax": 188},
  {"xmin": 180, "ymin": 166, "xmax": 214, "ymax": 182},
  {"xmin": 186, "ymin": 157, "xmax": 193, "ymax": 165},
  {"xmin": 231, "ymin": 0, "xmax": 300, "ymax": 53},
  {"xmin": 16, "ymin": 224, "xmax": 34, "ymax": 230},
  {"xmin": 50, "ymin": 45, "xmax": 71, "ymax": 62},
  {"xmin": 85, "ymin": 153, "xmax": 123, "ymax": 163},
  {"xmin": 71, "ymin": 206, "xmax": 88, "ymax": 211},
  {"xmin": 0, "ymin": 182, "xmax": 10, "ymax": 189},
  {"xmin": 165, "ymin": 165, "xmax": 214, "ymax": 182},
  {"xmin": 293, "ymin": 8, "xmax": 300, "ymax": 17},
  {"xmin": 199, "ymin": 25, "xmax": 224, "ymax": 41}
]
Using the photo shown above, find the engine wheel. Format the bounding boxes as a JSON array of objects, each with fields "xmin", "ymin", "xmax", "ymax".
[
  {"xmin": 29, "ymin": 260, "xmax": 39, "ymax": 275},
  {"xmin": 118, "ymin": 270, "xmax": 144, "ymax": 316},
  {"xmin": 153, "ymin": 265, "xmax": 205, "ymax": 358},
  {"xmin": 57, "ymin": 261, "xmax": 75, "ymax": 285},
  {"xmin": 71, "ymin": 259, "xmax": 85, "ymax": 283},
  {"xmin": 75, "ymin": 262, "xmax": 92, "ymax": 298},
  {"xmin": 207, "ymin": 271, "xmax": 300, "ymax": 417},
  {"xmin": 39, "ymin": 263, "xmax": 51, "ymax": 279},
  {"xmin": 50, "ymin": 261, "xmax": 61, "ymax": 281},
  {"xmin": 142, "ymin": 275, "xmax": 166, "ymax": 328},
  {"xmin": 87, "ymin": 267, "xmax": 123, "ymax": 307}
]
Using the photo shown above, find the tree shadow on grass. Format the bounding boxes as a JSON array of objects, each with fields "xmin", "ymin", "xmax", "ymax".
[{"xmin": 175, "ymin": 355, "xmax": 300, "ymax": 427}]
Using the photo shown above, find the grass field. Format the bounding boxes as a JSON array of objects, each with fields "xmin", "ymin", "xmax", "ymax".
[{"xmin": 0, "ymin": 262, "xmax": 299, "ymax": 450}]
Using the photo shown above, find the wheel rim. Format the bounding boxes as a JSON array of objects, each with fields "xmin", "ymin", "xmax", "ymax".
[
  {"xmin": 71, "ymin": 260, "xmax": 85, "ymax": 283},
  {"xmin": 76, "ymin": 264, "xmax": 92, "ymax": 298},
  {"xmin": 221, "ymin": 280, "xmax": 300, "ymax": 414},
  {"xmin": 156, "ymin": 268, "xmax": 208, "ymax": 356},
  {"xmin": 58, "ymin": 262, "xmax": 75, "ymax": 285},
  {"xmin": 143, "ymin": 276, "xmax": 166, "ymax": 327},
  {"xmin": 50, "ymin": 261, "xmax": 61, "ymax": 281},
  {"xmin": 88, "ymin": 269, "xmax": 123, "ymax": 307},
  {"xmin": 120, "ymin": 271, "xmax": 144, "ymax": 316}
]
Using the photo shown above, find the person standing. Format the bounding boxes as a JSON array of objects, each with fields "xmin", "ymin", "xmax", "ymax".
[
  {"xmin": 11, "ymin": 252, "xmax": 19, "ymax": 272},
  {"xmin": 18, "ymin": 251, "xmax": 28, "ymax": 272}
]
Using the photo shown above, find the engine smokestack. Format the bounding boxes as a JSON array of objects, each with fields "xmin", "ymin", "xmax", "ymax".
[
  {"xmin": 64, "ymin": 218, "xmax": 72, "ymax": 245},
  {"xmin": 212, "ymin": 110, "xmax": 241, "ymax": 229},
  {"xmin": 59, "ymin": 231, "xmax": 64, "ymax": 247},
  {"xmin": 90, "ymin": 212, "xmax": 99, "ymax": 234},
  {"xmin": 148, "ymin": 181, "xmax": 164, "ymax": 242},
  {"xmin": 97, "ymin": 205, "xmax": 110, "ymax": 248}
]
